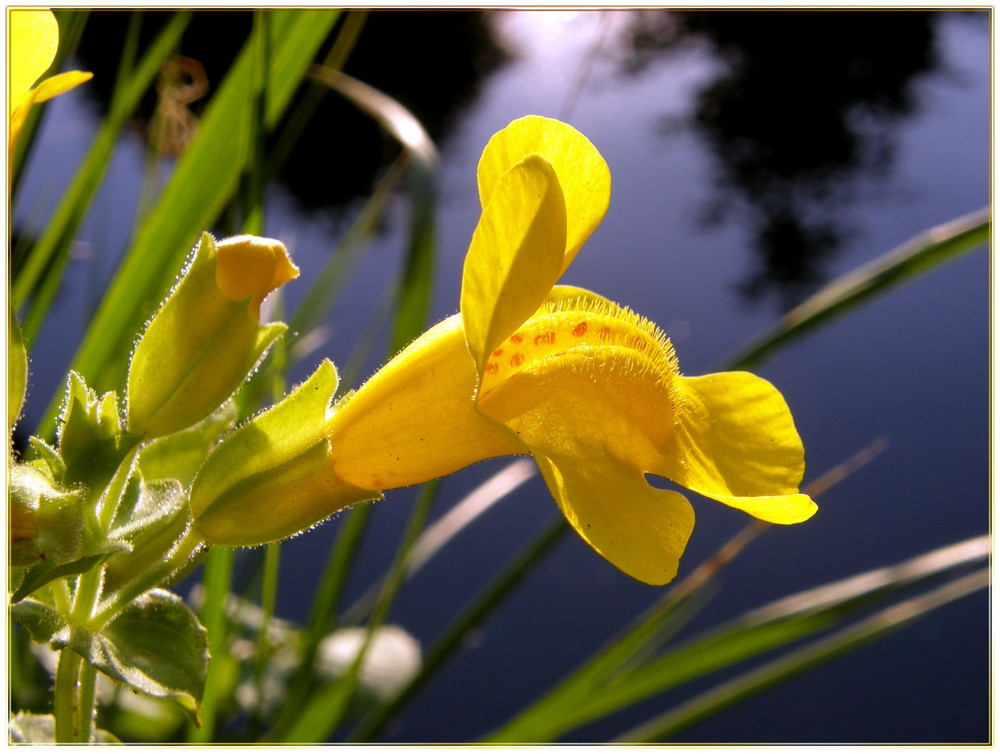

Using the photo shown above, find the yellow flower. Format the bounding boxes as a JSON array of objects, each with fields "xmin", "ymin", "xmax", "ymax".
[
  {"xmin": 9, "ymin": 9, "xmax": 92, "ymax": 161},
  {"xmin": 329, "ymin": 115, "xmax": 817, "ymax": 585}
]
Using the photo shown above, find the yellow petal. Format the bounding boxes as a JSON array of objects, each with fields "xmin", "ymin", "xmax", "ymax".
[
  {"xmin": 477, "ymin": 115, "xmax": 611, "ymax": 272},
  {"xmin": 477, "ymin": 331, "xmax": 692, "ymax": 584},
  {"xmin": 326, "ymin": 314, "xmax": 526, "ymax": 491},
  {"xmin": 9, "ymin": 9, "xmax": 59, "ymax": 113},
  {"xmin": 534, "ymin": 452, "xmax": 694, "ymax": 585},
  {"xmin": 215, "ymin": 235, "xmax": 300, "ymax": 319},
  {"xmin": 461, "ymin": 154, "xmax": 567, "ymax": 372},
  {"xmin": 28, "ymin": 69, "xmax": 93, "ymax": 105},
  {"xmin": 657, "ymin": 372, "xmax": 818, "ymax": 524}
]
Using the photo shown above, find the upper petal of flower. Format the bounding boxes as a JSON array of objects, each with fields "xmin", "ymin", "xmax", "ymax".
[
  {"xmin": 461, "ymin": 153, "xmax": 567, "ymax": 373},
  {"xmin": 477, "ymin": 115, "xmax": 611, "ymax": 272},
  {"xmin": 656, "ymin": 372, "xmax": 818, "ymax": 524}
]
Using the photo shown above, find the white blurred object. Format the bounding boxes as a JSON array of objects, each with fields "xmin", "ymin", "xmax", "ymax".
[{"xmin": 316, "ymin": 625, "xmax": 421, "ymax": 701}]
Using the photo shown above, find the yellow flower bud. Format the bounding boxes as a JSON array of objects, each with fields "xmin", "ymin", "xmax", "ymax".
[
  {"xmin": 127, "ymin": 232, "xmax": 298, "ymax": 438},
  {"xmin": 215, "ymin": 235, "xmax": 300, "ymax": 319}
]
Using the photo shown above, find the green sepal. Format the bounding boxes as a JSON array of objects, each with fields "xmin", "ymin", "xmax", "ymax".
[
  {"xmin": 138, "ymin": 400, "xmax": 239, "ymax": 489},
  {"xmin": 55, "ymin": 589, "xmax": 208, "ymax": 726},
  {"xmin": 8, "ymin": 712, "xmax": 121, "ymax": 744},
  {"xmin": 126, "ymin": 233, "xmax": 288, "ymax": 439},
  {"xmin": 57, "ymin": 372, "xmax": 139, "ymax": 489},
  {"xmin": 9, "ymin": 307, "xmax": 28, "ymax": 431},
  {"xmin": 24, "ymin": 436, "xmax": 65, "ymax": 480},
  {"xmin": 190, "ymin": 359, "xmax": 379, "ymax": 546}
]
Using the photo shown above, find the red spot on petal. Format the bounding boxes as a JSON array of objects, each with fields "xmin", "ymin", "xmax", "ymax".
[
  {"xmin": 509, "ymin": 353, "xmax": 525, "ymax": 368},
  {"xmin": 486, "ymin": 362, "xmax": 500, "ymax": 375},
  {"xmin": 573, "ymin": 322, "xmax": 589, "ymax": 337},
  {"xmin": 534, "ymin": 331, "xmax": 556, "ymax": 346},
  {"xmin": 599, "ymin": 326, "xmax": 613, "ymax": 339},
  {"xmin": 510, "ymin": 333, "xmax": 524, "ymax": 344},
  {"xmin": 493, "ymin": 348, "xmax": 504, "ymax": 357}
]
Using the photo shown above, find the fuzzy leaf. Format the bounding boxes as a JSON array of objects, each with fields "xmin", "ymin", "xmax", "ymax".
[{"xmin": 59, "ymin": 589, "xmax": 208, "ymax": 725}]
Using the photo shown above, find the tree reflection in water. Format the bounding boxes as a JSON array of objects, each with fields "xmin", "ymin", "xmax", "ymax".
[{"xmin": 619, "ymin": 10, "xmax": 941, "ymax": 310}]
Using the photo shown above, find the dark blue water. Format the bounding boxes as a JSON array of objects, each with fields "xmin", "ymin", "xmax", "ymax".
[{"xmin": 13, "ymin": 10, "xmax": 990, "ymax": 744}]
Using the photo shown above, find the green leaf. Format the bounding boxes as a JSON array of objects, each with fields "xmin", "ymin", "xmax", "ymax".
[
  {"xmin": 102, "ymin": 480, "xmax": 191, "ymax": 595},
  {"xmin": 11, "ymin": 597, "xmax": 67, "ymax": 644},
  {"xmin": 59, "ymin": 589, "xmax": 209, "ymax": 725},
  {"xmin": 24, "ymin": 436, "xmax": 65, "ymax": 480},
  {"xmin": 13, "ymin": 547, "xmax": 129, "ymax": 605}
]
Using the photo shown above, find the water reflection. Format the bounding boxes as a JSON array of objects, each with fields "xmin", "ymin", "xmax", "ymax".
[
  {"xmin": 73, "ymin": 10, "xmax": 509, "ymax": 212},
  {"xmin": 618, "ymin": 10, "xmax": 941, "ymax": 309}
]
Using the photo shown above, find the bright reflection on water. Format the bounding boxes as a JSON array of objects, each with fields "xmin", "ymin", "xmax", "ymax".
[{"xmin": 11, "ymin": 9, "xmax": 989, "ymax": 744}]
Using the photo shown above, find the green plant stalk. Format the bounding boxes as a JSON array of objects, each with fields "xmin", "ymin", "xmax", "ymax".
[
  {"xmin": 53, "ymin": 648, "xmax": 85, "ymax": 742},
  {"xmin": 189, "ymin": 547, "xmax": 235, "ymax": 744},
  {"xmin": 277, "ymin": 482, "xmax": 439, "ymax": 743},
  {"xmin": 267, "ymin": 505, "xmax": 373, "ymax": 739}
]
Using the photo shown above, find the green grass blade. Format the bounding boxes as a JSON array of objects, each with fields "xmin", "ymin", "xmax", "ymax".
[
  {"xmin": 350, "ymin": 513, "xmax": 570, "ymax": 742},
  {"xmin": 188, "ymin": 547, "xmax": 235, "ymax": 743},
  {"xmin": 726, "ymin": 207, "xmax": 990, "ymax": 370},
  {"xmin": 616, "ymin": 566, "xmax": 989, "ymax": 742},
  {"xmin": 14, "ymin": 12, "xmax": 192, "ymax": 343},
  {"xmin": 307, "ymin": 66, "xmax": 439, "ymax": 355},
  {"xmin": 275, "ymin": 483, "xmax": 438, "ymax": 743},
  {"xmin": 508, "ymin": 535, "xmax": 988, "ymax": 743},
  {"xmin": 44, "ymin": 11, "xmax": 340, "ymax": 432}
]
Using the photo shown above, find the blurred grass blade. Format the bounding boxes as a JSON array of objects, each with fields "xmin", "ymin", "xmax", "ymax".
[
  {"xmin": 287, "ymin": 157, "xmax": 406, "ymax": 359},
  {"xmin": 48, "ymin": 11, "xmax": 340, "ymax": 431},
  {"xmin": 500, "ymin": 535, "xmax": 987, "ymax": 743},
  {"xmin": 14, "ymin": 12, "xmax": 191, "ymax": 343},
  {"xmin": 343, "ymin": 459, "xmax": 537, "ymax": 624},
  {"xmin": 307, "ymin": 65, "xmax": 438, "ymax": 354},
  {"xmin": 616, "ymin": 566, "xmax": 989, "ymax": 742},
  {"xmin": 308, "ymin": 67, "xmax": 438, "ymax": 168},
  {"xmin": 350, "ymin": 513, "xmax": 570, "ymax": 743},
  {"xmin": 726, "ymin": 207, "xmax": 990, "ymax": 370},
  {"xmin": 276, "ymin": 483, "xmax": 438, "ymax": 743}
]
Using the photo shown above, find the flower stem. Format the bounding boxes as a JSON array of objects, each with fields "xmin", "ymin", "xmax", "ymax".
[{"xmin": 53, "ymin": 649, "xmax": 85, "ymax": 743}]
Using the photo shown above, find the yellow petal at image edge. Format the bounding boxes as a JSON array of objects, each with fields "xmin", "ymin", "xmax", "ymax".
[{"xmin": 9, "ymin": 9, "xmax": 59, "ymax": 109}]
